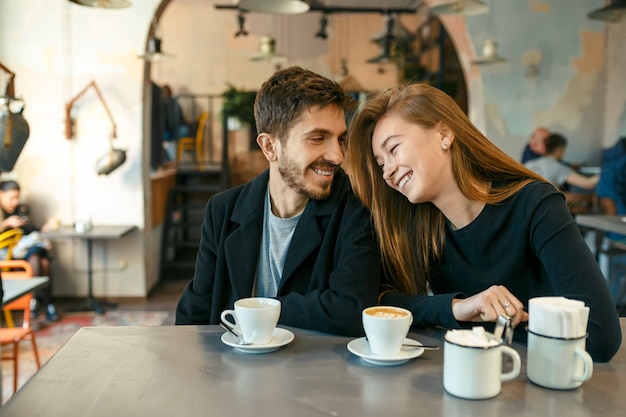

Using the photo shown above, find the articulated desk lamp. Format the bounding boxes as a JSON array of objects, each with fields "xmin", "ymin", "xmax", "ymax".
[
  {"xmin": 0, "ymin": 62, "xmax": 29, "ymax": 172},
  {"xmin": 64, "ymin": 80, "xmax": 126, "ymax": 175}
]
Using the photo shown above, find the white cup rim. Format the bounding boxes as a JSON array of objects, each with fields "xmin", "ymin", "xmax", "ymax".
[{"xmin": 443, "ymin": 334, "xmax": 503, "ymax": 350}]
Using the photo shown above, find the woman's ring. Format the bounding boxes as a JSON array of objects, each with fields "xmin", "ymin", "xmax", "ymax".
[{"xmin": 502, "ymin": 302, "xmax": 511, "ymax": 309}]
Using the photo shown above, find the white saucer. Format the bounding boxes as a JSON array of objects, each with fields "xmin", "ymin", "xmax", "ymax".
[
  {"xmin": 347, "ymin": 337, "xmax": 424, "ymax": 366},
  {"xmin": 221, "ymin": 328, "xmax": 294, "ymax": 354}
]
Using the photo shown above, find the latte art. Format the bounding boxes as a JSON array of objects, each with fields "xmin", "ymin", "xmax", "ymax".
[{"xmin": 365, "ymin": 307, "xmax": 409, "ymax": 319}]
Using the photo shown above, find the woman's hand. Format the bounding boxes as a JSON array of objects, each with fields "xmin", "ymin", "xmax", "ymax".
[{"xmin": 451, "ymin": 285, "xmax": 528, "ymax": 327}]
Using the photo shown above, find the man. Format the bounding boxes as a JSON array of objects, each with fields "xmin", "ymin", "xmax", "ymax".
[
  {"xmin": 521, "ymin": 127, "xmax": 550, "ymax": 163},
  {"xmin": 176, "ymin": 66, "xmax": 382, "ymax": 336},
  {"xmin": 524, "ymin": 133, "xmax": 599, "ymax": 191}
]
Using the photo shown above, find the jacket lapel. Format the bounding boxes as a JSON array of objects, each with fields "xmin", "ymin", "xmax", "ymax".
[{"xmin": 224, "ymin": 171, "xmax": 267, "ymax": 299}]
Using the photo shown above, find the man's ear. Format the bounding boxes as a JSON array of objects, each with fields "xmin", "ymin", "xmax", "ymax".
[{"xmin": 257, "ymin": 133, "xmax": 278, "ymax": 162}]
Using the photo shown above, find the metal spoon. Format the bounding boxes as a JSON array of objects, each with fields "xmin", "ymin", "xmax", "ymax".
[{"xmin": 220, "ymin": 322, "xmax": 250, "ymax": 345}]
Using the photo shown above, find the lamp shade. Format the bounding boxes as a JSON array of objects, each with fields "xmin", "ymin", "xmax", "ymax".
[
  {"xmin": 96, "ymin": 148, "xmax": 127, "ymax": 175},
  {"xmin": 138, "ymin": 37, "xmax": 174, "ymax": 61},
  {"xmin": 250, "ymin": 36, "xmax": 287, "ymax": 62},
  {"xmin": 472, "ymin": 38, "xmax": 506, "ymax": 65},
  {"xmin": 0, "ymin": 110, "xmax": 29, "ymax": 171},
  {"xmin": 238, "ymin": 0, "xmax": 310, "ymax": 14},
  {"xmin": 69, "ymin": 0, "xmax": 131, "ymax": 8},
  {"xmin": 587, "ymin": 0, "xmax": 626, "ymax": 22},
  {"xmin": 429, "ymin": 1, "xmax": 489, "ymax": 16}
]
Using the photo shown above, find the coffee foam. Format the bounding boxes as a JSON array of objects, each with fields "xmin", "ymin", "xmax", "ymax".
[
  {"xmin": 445, "ymin": 327, "xmax": 499, "ymax": 347},
  {"xmin": 365, "ymin": 307, "xmax": 409, "ymax": 319}
]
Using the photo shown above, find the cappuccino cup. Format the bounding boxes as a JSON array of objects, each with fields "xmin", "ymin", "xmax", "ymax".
[
  {"xmin": 362, "ymin": 306, "xmax": 413, "ymax": 356},
  {"xmin": 527, "ymin": 330, "xmax": 593, "ymax": 389},
  {"xmin": 221, "ymin": 297, "xmax": 281, "ymax": 345},
  {"xmin": 443, "ymin": 328, "xmax": 521, "ymax": 400}
]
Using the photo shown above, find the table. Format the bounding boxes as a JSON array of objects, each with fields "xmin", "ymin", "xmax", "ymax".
[
  {"xmin": 576, "ymin": 214, "xmax": 626, "ymax": 236},
  {"xmin": 40, "ymin": 225, "xmax": 137, "ymax": 314},
  {"xmin": 2, "ymin": 277, "xmax": 49, "ymax": 306},
  {"xmin": 2, "ymin": 319, "xmax": 625, "ymax": 416}
]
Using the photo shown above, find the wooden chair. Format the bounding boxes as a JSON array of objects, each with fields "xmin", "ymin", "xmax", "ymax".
[
  {"xmin": 0, "ymin": 228, "xmax": 23, "ymax": 327},
  {"xmin": 176, "ymin": 112, "xmax": 210, "ymax": 164},
  {"xmin": 0, "ymin": 259, "xmax": 42, "ymax": 393}
]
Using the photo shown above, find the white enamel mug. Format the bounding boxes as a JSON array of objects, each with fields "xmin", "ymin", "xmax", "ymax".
[
  {"xmin": 527, "ymin": 330, "xmax": 593, "ymax": 389},
  {"xmin": 443, "ymin": 330, "xmax": 521, "ymax": 400}
]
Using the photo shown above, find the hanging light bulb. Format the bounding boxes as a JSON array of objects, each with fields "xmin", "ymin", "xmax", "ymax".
[
  {"xmin": 315, "ymin": 13, "xmax": 329, "ymax": 40},
  {"xmin": 68, "ymin": 0, "xmax": 131, "ymax": 8},
  {"xmin": 235, "ymin": 11, "xmax": 249, "ymax": 37}
]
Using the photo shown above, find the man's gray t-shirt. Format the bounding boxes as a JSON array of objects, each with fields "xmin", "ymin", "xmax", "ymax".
[
  {"xmin": 525, "ymin": 156, "xmax": 572, "ymax": 187},
  {"xmin": 254, "ymin": 189, "xmax": 302, "ymax": 297}
]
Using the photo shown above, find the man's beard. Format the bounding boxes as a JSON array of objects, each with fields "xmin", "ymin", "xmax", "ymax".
[{"xmin": 278, "ymin": 154, "xmax": 336, "ymax": 200}]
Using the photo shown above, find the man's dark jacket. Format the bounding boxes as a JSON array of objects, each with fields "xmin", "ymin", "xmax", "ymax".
[{"xmin": 176, "ymin": 169, "xmax": 382, "ymax": 336}]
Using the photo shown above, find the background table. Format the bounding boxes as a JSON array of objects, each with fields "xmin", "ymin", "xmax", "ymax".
[
  {"xmin": 2, "ymin": 277, "xmax": 49, "ymax": 306},
  {"xmin": 576, "ymin": 214, "xmax": 626, "ymax": 237},
  {"xmin": 2, "ymin": 319, "xmax": 625, "ymax": 416},
  {"xmin": 41, "ymin": 225, "xmax": 136, "ymax": 314}
]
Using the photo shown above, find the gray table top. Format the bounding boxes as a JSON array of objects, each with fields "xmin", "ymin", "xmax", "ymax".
[
  {"xmin": 576, "ymin": 214, "xmax": 626, "ymax": 235},
  {"xmin": 40, "ymin": 225, "xmax": 137, "ymax": 240},
  {"xmin": 1, "ymin": 277, "xmax": 49, "ymax": 306},
  {"xmin": 2, "ymin": 318, "xmax": 625, "ymax": 416}
]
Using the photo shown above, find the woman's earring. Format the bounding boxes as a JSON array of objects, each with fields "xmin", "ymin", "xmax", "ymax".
[{"xmin": 442, "ymin": 143, "xmax": 449, "ymax": 152}]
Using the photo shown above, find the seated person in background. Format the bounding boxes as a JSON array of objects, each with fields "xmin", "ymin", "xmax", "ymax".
[
  {"xmin": 161, "ymin": 84, "xmax": 189, "ymax": 162},
  {"xmin": 520, "ymin": 127, "xmax": 550, "ymax": 163},
  {"xmin": 346, "ymin": 83, "xmax": 621, "ymax": 362},
  {"xmin": 524, "ymin": 133, "xmax": 599, "ymax": 191},
  {"xmin": 597, "ymin": 136, "xmax": 626, "ymax": 219},
  {"xmin": 0, "ymin": 180, "xmax": 60, "ymax": 321},
  {"xmin": 175, "ymin": 66, "xmax": 382, "ymax": 336}
]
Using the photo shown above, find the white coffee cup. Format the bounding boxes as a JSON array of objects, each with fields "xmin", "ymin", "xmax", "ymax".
[
  {"xmin": 527, "ymin": 330, "xmax": 593, "ymax": 390},
  {"xmin": 443, "ymin": 329, "xmax": 521, "ymax": 400},
  {"xmin": 362, "ymin": 306, "xmax": 413, "ymax": 356},
  {"xmin": 221, "ymin": 297, "xmax": 281, "ymax": 345}
]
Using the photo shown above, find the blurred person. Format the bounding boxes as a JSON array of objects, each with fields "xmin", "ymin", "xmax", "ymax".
[
  {"xmin": 0, "ymin": 180, "xmax": 60, "ymax": 321},
  {"xmin": 524, "ymin": 133, "xmax": 599, "ymax": 191},
  {"xmin": 521, "ymin": 127, "xmax": 550, "ymax": 163},
  {"xmin": 175, "ymin": 66, "xmax": 382, "ymax": 336},
  {"xmin": 346, "ymin": 83, "xmax": 620, "ymax": 361}
]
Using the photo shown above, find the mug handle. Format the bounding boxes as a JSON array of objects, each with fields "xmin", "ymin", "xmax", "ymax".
[
  {"xmin": 572, "ymin": 348, "xmax": 593, "ymax": 382},
  {"xmin": 220, "ymin": 309, "xmax": 239, "ymax": 332},
  {"xmin": 500, "ymin": 345, "xmax": 522, "ymax": 382}
]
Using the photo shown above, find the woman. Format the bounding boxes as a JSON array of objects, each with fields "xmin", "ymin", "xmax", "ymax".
[
  {"xmin": 346, "ymin": 83, "xmax": 621, "ymax": 362},
  {"xmin": 0, "ymin": 180, "xmax": 60, "ymax": 321}
]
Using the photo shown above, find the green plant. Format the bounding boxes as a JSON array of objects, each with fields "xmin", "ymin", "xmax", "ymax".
[{"xmin": 221, "ymin": 84, "xmax": 257, "ymax": 127}]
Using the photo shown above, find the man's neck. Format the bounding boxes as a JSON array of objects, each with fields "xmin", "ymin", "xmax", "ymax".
[{"xmin": 267, "ymin": 171, "xmax": 309, "ymax": 219}]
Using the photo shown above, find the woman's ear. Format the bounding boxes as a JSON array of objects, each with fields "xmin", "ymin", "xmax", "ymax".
[
  {"xmin": 438, "ymin": 123, "xmax": 455, "ymax": 148},
  {"xmin": 257, "ymin": 133, "xmax": 279, "ymax": 162}
]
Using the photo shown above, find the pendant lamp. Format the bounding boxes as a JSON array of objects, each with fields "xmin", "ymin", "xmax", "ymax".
[
  {"xmin": 250, "ymin": 36, "xmax": 288, "ymax": 63},
  {"xmin": 588, "ymin": 0, "xmax": 626, "ymax": 22},
  {"xmin": 68, "ymin": 0, "xmax": 131, "ymax": 8},
  {"xmin": 472, "ymin": 38, "xmax": 506, "ymax": 65},
  {"xmin": 238, "ymin": 0, "xmax": 309, "ymax": 15},
  {"xmin": 429, "ymin": 0, "xmax": 489, "ymax": 16},
  {"xmin": 138, "ymin": 37, "xmax": 174, "ymax": 62}
]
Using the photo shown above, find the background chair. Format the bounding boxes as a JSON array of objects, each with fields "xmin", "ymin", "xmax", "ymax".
[
  {"xmin": 0, "ymin": 228, "xmax": 23, "ymax": 327},
  {"xmin": 176, "ymin": 111, "xmax": 209, "ymax": 164},
  {"xmin": 0, "ymin": 259, "xmax": 41, "ymax": 393}
]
